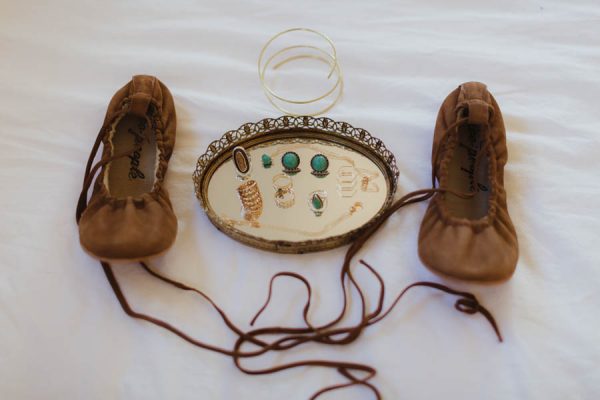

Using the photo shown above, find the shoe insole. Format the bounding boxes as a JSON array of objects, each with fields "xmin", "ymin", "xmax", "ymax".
[
  {"xmin": 107, "ymin": 114, "xmax": 156, "ymax": 198},
  {"xmin": 444, "ymin": 124, "xmax": 491, "ymax": 220}
]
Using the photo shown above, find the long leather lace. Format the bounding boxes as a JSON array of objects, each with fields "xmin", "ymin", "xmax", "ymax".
[{"xmin": 78, "ymin": 110, "xmax": 501, "ymax": 399}]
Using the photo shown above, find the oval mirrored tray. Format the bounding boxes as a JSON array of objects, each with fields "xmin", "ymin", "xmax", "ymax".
[{"xmin": 193, "ymin": 116, "xmax": 399, "ymax": 253}]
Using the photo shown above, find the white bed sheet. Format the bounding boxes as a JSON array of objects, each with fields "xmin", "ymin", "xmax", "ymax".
[{"xmin": 1, "ymin": 0, "xmax": 599, "ymax": 399}]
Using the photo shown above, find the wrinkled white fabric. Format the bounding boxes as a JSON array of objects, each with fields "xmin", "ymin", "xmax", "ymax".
[{"xmin": 1, "ymin": 0, "xmax": 599, "ymax": 399}]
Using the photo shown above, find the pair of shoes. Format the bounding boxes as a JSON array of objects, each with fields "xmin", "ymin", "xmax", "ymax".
[
  {"xmin": 76, "ymin": 75, "xmax": 177, "ymax": 261},
  {"xmin": 76, "ymin": 77, "xmax": 518, "ymax": 282}
]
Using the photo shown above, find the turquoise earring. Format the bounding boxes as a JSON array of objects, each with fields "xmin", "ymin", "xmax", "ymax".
[
  {"xmin": 310, "ymin": 154, "xmax": 329, "ymax": 177},
  {"xmin": 281, "ymin": 151, "xmax": 301, "ymax": 174}
]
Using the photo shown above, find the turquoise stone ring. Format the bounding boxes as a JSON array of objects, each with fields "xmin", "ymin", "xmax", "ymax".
[
  {"xmin": 308, "ymin": 190, "xmax": 328, "ymax": 217},
  {"xmin": 310, "ymin": 154, "xmax": 329, "ymax": 177},
  {"xmin": 261, "ymin": 154, "xmax": 272, "ymax": 168},
  {"xmin": 281, "ymin": 151, "xmax": 301, "ymax": 174}
]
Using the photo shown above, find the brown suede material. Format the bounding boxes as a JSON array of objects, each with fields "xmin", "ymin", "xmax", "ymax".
[
  {"xmin": 418, "ymin": 82, "xmax": 518, "ymax": 282},
  {"xmin": 78, "ymin": 75, "xmax": 177, "ymax": 261}
]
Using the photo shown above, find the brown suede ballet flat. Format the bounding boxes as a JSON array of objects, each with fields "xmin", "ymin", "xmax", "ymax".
[
  {"xmin": 418, "ymin": 82, "xmax": 518, "ymax": 282},
  {"xmin": 76, "ymin": 75, "xmax": 177, "ymax": 262}
]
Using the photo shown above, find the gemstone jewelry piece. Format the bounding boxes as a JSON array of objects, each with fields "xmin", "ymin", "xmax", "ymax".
[
  {"xmin": 310, "ymin": 154, "xmax": 329, "ymax": 177},
  {"xmin": 281, "ymin": 151, "xmax": 301, "ymax": 174},
  {"xmin": 308, "ymin": 190, "xmax": 328, "ymax": 217},
  {"xmin": 261, "ymin": 154, "xmax": 272, "ymax": 168},
  {"xmin": 232, "ymin": 146, "xmax": 262, "ymax": 224},
  {"xmin": 233, "ymin": 146, "xmax": 252, "ymax": 179}
]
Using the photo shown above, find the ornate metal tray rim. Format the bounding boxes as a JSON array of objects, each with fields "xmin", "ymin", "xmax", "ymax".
[{"xmin": 192, "ymin": 115, "xmax": 400, "ymax": 253}]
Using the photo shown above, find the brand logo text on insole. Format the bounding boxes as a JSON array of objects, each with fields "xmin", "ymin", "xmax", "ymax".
[
  {"xmin": 459, "ymin": 129, "xmax": 488, "ymax": 192},
  {"xmin": 127, "ymin": 120, "xmax": 147, "ymax": 180}
]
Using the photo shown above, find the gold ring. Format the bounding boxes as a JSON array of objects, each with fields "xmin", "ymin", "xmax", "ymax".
[
  {"xmin": 272, "ymin": 173, "xmax": 293, "ymax": 191},
  {"xmin": 272, "ymin": 173, "xmax": 295, "ymax": 208},
  {"xmin": 308, "ymin": 190, "xmax": 328, "ymax": 216},
  {"xmin": 275, "ymin": 189, "xmax": 295, "ymax": 209}
]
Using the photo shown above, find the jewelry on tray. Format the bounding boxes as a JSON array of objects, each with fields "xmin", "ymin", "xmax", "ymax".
[
  {"xmin": 266, "ymin": 143, "xmax": 380, "ymax": 183},
  {"xmin": 232, "ymin": 146, "xmax": 262, "ymax": 223},
  {"xmin": 273, "ymin": 173, "xmax": 293, "ymax": 191},
  {"xmin": 359, "ymin": 170, "xmax": 379, "ymax": 192},
  {"xmin": 237, "ymin": 179, "xmax": 263, "ymax": 223},
  {"xmin": 281, "ymin": 151, "xmax": 301, "ymax": 174},
  {"xmin": 337, "ymin": 165, "xmax": 357, "ymax": 182},
  {"xmin": 272, "ymin": 173, "xmax": 295, "ymax": 208},
  {"xmin": 336, "ymin": 166, "xmax": 358, "ymax": 198},
  {"xmin": 233, "ymin": 146, "xmax": 252, "ymax": 180},
  {"xmin": 337, "ymin": 186, "xmax": 357, "ymax": 198},
  {"xmin": 336, "ymin": 166, "xmax": 380, "ymax": 197},
  {"xmin": 357, "ymin": 168, "xmax": 379, "ymax": 192},
  {"xmin": 274, "ymin": 190, "xmax": 295, "ymax": 209},
  {"xmin": 308, "ymin": 190, "xmax": 328, "ymax": 217},
  {"xmin": 261, "ymin": 153, "xmax": 272, "ymax": 168},
  {"xmin": 221, "ymin": 201, "xmax": 363, "ymax": 237},
  {"xmin": 348, "ymin": 201, "xmax": 363, "ymax": 215},
  {"xmin": 310, "ymin": 154, "xmax": 329, "ymax": 177},
  {"xmin": 267, "ymin": 143, "xmax": 354, "ymax": 170}
]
